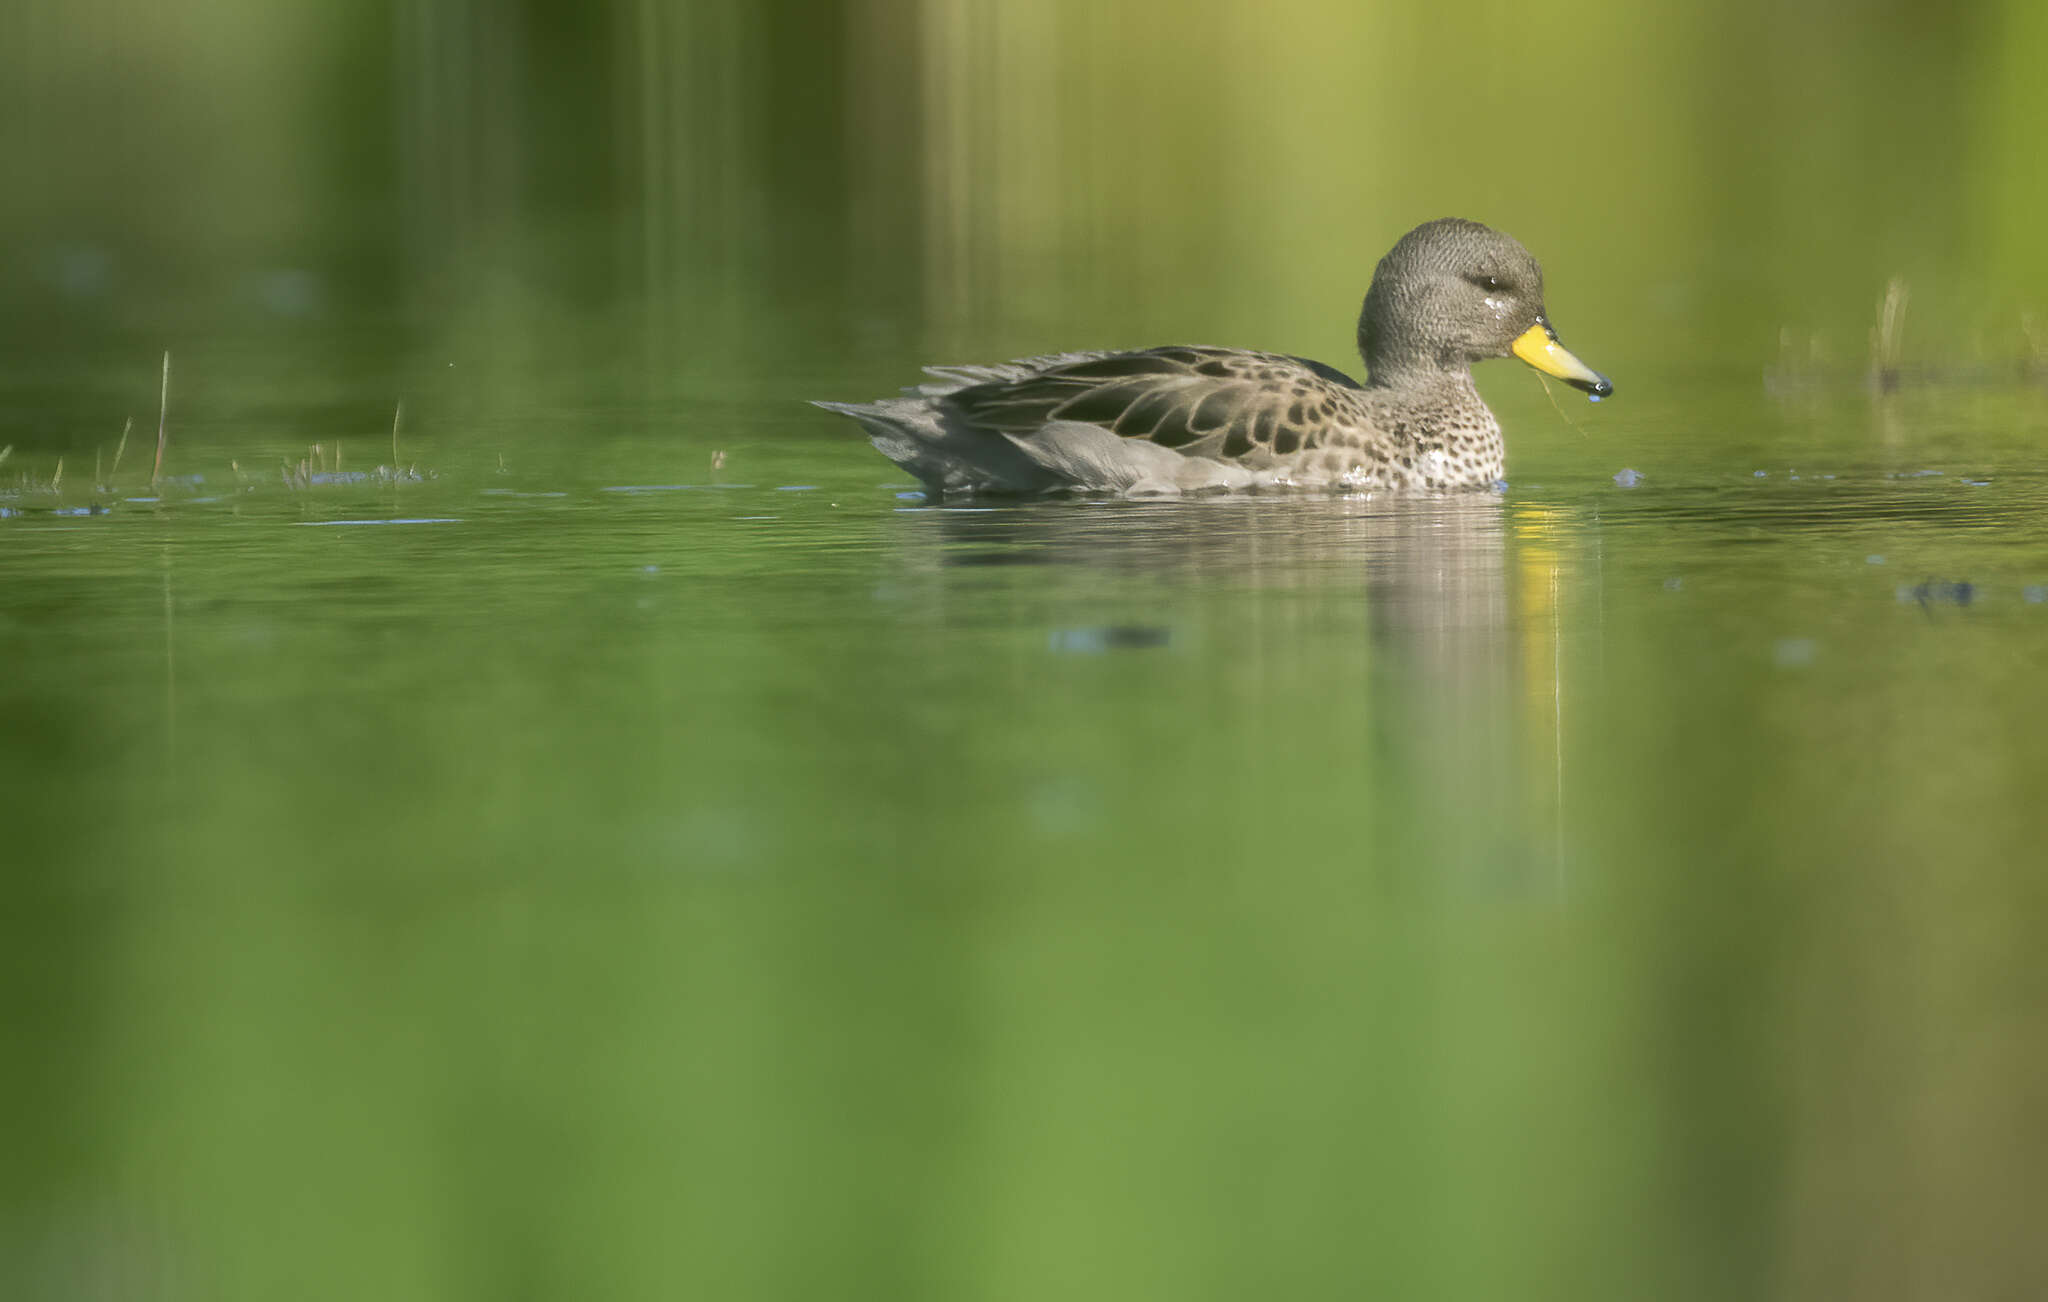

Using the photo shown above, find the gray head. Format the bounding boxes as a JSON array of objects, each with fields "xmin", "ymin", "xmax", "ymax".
[{"xmin": 1358, "ymin": 218, "xmax": 1611, "ymax": 396}]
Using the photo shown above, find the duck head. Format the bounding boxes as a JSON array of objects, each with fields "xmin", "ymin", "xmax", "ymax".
[{"xmin": 1358, "ymin": 217, "xmax": 1613, "ymax": 398}]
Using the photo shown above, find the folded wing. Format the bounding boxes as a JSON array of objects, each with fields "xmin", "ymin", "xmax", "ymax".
[{"xmin": 942, "ymin": 347, "xmax": 1365, "ymax": 460}]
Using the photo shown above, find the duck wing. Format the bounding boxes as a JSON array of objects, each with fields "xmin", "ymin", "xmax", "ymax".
[{"xmin": 942, "ymin": 346, "xmax": 1367, "ymax": 460}]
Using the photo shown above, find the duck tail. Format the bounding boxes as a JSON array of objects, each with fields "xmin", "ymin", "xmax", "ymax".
[{"xmin": 810, "ymin": 398, "xmax": 1058, "ymax": 495}]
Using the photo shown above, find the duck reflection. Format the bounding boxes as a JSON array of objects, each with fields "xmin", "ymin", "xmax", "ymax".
[{"xmin": 891, "ymin": 491, "xmax": 1575, "ymax": 886}]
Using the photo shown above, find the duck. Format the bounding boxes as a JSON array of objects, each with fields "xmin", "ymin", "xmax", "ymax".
[{"xmin": 815, "ymin": 218, "xmax": 1612, "ymax": 496}]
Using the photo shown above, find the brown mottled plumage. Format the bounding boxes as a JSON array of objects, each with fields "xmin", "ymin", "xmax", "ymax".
[{"xmin": 816, "ymin": 218, "xmax": 1612, "ymax": 496}]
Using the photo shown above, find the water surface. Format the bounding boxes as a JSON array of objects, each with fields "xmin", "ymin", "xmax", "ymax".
[{"xmin": 7, "ymin": 372, "xmax": 2047, "ymax": 1300}]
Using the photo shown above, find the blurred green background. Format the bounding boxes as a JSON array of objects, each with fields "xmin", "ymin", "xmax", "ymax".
[
  {"xmin": 5, "ymin": 3, "xmax": 2048, "ymax": 1301},
  {"xmin": 5, "ymin": 0, "xmax": 2048, "ymax": 442}
]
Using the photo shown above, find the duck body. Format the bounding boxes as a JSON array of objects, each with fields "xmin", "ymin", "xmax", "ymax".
[{"xmin": 817, "ymin": 219, "xmax": 1611, "ymax": 497}]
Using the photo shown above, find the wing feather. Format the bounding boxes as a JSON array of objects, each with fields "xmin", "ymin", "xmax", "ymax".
[{"xmin": 942, "ymin": 346, "xmax": 1364, "ymax": 460}]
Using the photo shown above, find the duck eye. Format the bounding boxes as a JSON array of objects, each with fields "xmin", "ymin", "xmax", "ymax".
[{"xmin": 1465, "ymin": 273, "xmax": 1504, "ymax": 293}]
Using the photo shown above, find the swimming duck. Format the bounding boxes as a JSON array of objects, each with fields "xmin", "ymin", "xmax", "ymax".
[{"xmin": 816, "ymin": 218, "xmax": 1611, "ymax": 495}]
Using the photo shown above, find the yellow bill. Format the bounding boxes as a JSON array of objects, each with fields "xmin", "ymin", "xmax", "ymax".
[{"xmin": 1512, "ymin": 318, "xmax": 1613, "ymax": 398}]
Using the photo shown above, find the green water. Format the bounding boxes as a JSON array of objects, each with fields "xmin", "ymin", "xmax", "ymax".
[
  {"xmin": 8, "ymin": 374, "xmax": 2048, "ymax": 1299},
  {"xmin": 8, "ymin": 1, "xmax": 2048, "ymax": 1298}
]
